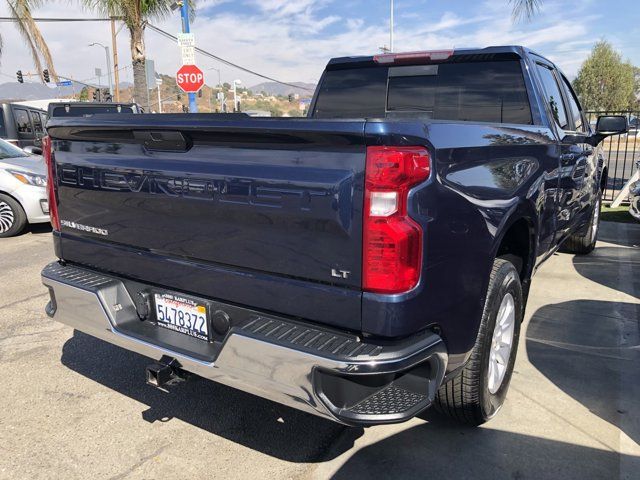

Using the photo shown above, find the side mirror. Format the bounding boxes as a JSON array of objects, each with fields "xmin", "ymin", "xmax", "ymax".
[
  {"xmin": 587, "ymin": 115, "xmax": 629, "ymax": 146},
  {"xmin": 596, "ymin": 115, "xmax": 628, "ymax": 135},
  {"xmin": 22, "ymin": 145, "xmax": 43, "ymax": 155}
]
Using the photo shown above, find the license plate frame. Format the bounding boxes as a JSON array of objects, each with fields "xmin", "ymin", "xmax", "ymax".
[{"xmin": 153, "ymin": 291, "xmax": 210, "ymax": 342}]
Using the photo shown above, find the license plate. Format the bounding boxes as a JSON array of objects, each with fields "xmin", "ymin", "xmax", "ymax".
[{"xmin": 154, "ymin": 293, "xmax": 209, "ymax": 341}]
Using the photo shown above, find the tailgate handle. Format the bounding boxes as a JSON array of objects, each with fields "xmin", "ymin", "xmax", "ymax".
[{"xmin": 134, "ymin": 130, "xmax": 190, "ymax": 152}]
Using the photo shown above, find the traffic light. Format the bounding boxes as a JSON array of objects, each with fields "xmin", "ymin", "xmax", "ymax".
[
  {"xmin": 16, "ymin": 70, "xmax": 23, "ymax": 83},
  {"xmin": 43, "ymin": 69, "xmax": 50, "ymax": 83},
  {"xmin": 103, "ymin": 89, "xmax": 112, "ymax": 102},
  {"xmin": 92, "ymin": 90, "xmax": 98, "ymax": 101},
  {"xmin": 198, "ymin": 89, "xmax": 203, "ymax": 98}
]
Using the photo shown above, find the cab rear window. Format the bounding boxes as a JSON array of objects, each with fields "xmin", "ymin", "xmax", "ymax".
[{"xmin": 313, "ymin": 60, "xmax": 532, "ymax": 125}]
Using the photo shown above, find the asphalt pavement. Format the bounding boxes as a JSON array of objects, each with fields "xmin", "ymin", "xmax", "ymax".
[{"xmin": 0, "ymin": 222, "xmax": 638, "ymax": 479}]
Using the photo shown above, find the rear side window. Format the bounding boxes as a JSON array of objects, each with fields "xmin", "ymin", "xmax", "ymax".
[
  {"xmin": 313, "ymin": 60, "xmax": 532, "ymax": 124},
  {"xmin": 31, "ymin": 111, "xmax": 43, "ymax": 134},
  {"xmin": 536, "ymin": 64, "xmax": 568, "ymax": 130},
  {"xmin": 387, "ymin": 61, "xmax": 532, "ymax": 124},
  {"xmin": 313, "ymin": 67, "xmax": 388, "ymax": 118},
  {"xmin": 14, "ymin": 109, "xmax": 33, "ymax": 134},
  {"xmin": 0, "ymin": 107, "xmax": 6, "ymax": 137}
]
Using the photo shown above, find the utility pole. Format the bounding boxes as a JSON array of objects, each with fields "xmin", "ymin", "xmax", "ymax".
[
  {"xmin": 390, "ymin": 0, "xmax": 394, "ymax": 52},
  {"xmin": 111, "ymin": 18, "xmax": 120, "ymax": 102},
  {"xmin": 180, "ymin": 0, "xmax": 198, "ymax": 113}
]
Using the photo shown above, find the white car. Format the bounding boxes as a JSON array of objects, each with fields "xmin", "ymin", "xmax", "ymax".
[{"xmin": 0, "ymin": 139, "xmax": 49, "ymax": 237}]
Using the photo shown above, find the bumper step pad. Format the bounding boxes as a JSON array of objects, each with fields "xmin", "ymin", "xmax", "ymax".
[{"xmin": 350, "ymin": 384, "xmax": 427, "ymax": 416}]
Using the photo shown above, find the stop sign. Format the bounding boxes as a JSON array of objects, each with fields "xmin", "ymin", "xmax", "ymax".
[{"xmin": 176, "ymin": 64, "xmax": 205, "ymax": 93}]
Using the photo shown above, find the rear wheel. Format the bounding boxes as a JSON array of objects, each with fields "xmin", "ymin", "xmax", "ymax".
[
  {"xmin": 0, "ymin": 194, "xmax": 27, "ymax": 238},
  {"xmin": 562, "ymin": 194, "xmax": 601, "ymax": 255},
  {"xmin": 434, "ymin": 258, "xmax": 523, "ymax": 426}
]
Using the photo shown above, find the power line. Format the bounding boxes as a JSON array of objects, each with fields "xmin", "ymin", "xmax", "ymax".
[
  {"xmin": 0, "ymin": 17, "xmax": 116, "ymax": 22},
  {"xmin": 0, "ymin": 16, "xmax": 314, "ymax": 92},
  {"xmin": 146, "ymin": 23, "xmax": 313, "ymax": 92}
]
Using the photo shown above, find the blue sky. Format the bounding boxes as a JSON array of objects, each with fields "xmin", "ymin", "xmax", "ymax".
[{"xmin": 0, "ymin": 0, "xmax": 639, "ymax": 88}]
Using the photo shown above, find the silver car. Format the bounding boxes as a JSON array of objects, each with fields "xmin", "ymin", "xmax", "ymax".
[{"xmin": 0, "ymin": 139, "xmax": 49, "ymax": 237}]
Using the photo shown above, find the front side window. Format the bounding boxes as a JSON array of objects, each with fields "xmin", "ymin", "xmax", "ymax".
[
  {"xmin": 561, "ymin": 77, "xmax": 585, "ymax": 132},
  {"xmin": 536, "ymin": 64, "xmax": 568, "ymax": 130},
  {"xmin": 14, "ymin": 109, "xmax": 33, "ymax": 134}
]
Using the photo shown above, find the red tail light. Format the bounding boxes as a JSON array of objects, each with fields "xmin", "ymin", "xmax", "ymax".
[
  {"xmin": 363, "ymin": 146, "xmax": 431, "ymax": 294},
  {"xmin": 43, "ymin": 136, "xmax": 60, "ymax": 231}
]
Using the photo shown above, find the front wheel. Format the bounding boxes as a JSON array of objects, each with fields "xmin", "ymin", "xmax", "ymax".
[
  {"xmin": 434, "ymin": 258, "xmax": 523, "ymax": 426},
  {"xmin": 0, "ymin": 194, "xmax": 27, "ymax": 238},
  {"xmin": 562, "ymin": 194, "xmax": 601, "ymax": 255}
]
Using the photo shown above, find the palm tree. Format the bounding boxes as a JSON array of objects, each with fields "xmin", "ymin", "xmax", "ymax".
[
  {"xmin": 0, "ymin": 0, "xmax": 58, "ymax": 82},
  {"xmin": 510, "ymin": 0, "xmax": 543, "ymax": 21},
  {"xmin": 82, "ymin": 1, "xmax": 195, "ymax": 110}
]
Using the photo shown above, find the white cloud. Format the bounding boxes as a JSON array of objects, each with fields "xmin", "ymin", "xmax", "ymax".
[{"xmin": 0, "ymin": 0, "xmax": 623, "ymax": 91}]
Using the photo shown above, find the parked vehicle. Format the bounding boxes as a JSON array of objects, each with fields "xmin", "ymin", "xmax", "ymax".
[
  {"xmin": 0, "ymin": 138, "xmax": 49, "ymax": 237},
  {"xmin": 0, "ymin": 103, "xmax": 48, "ymax": 149},
  {"xmin": 47, "ymin": 101, "xmax": 141, "ymax": 119},
  {"xmin": 630, "ymin": 161, "xmax": 640, "ymax": 221},
  {"xmin": 41, "ymin": 46, "xmax": 627, "ymax": 426}
]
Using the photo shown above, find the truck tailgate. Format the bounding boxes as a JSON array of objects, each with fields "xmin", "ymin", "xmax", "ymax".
[{"xmin": 47, "ymin": 116, "xmax": 366, "ymax": 331}]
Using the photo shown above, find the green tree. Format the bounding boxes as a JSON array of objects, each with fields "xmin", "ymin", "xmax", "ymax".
[
  {"xmin": 0, "ymin": 1, "xmax": 58, "ymax": 82},
  {"xmin": 573, "ymin": 41, "xmax": 636, "ymax": 111},
  {"xmin": 82, "ymin": 1, "xmax": 195, "ymax": 110},
  {"xmin": 79, "ymin": 86, "xmax": 89, "ymax": 101}
]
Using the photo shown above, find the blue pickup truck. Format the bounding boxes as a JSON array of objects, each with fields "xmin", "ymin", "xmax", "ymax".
[{"xmin": 41, "ymin": 46, "xmax": 627, "ymax": 426}]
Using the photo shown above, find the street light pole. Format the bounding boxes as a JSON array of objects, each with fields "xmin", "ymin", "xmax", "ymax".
[
  {"xmin": 180, "ymin": 0, "xmax": 198, "ymax": 113},
  {"xmin": 390, "ymin": 0, "xmax": 394, "ymax": 52},
  {"xmin": 232, "ymin": 79, "xmax": 241, "ymax": 112},
  {"xmin": 89, "ymin": 42, "xmax": 113, "ymax": 98},
  {"xmin": 208, "ymin": 67, "xmax": 222, "ymax": 113}
]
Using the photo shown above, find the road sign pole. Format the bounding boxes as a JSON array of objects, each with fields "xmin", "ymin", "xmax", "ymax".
[{"xmin": 181, "ymin": 1, "xmax": 198, "ymax": 113}]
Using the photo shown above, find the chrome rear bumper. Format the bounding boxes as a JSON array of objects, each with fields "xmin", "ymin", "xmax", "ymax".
[{"xmin": 42, "ymin": 261, "xmax": 447, "ymax": 425}]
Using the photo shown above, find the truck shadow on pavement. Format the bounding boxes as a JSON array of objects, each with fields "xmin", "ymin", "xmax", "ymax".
[
  {"xmin": 329, "ymin": 415, "xmax": 634, "ymax": 479},
  {"xmin": 60, "ymin": 331, "xmax": 363, "ymax": 463},
  {"xmin": 525, "ymin": 299, "xmax": 639, "ymax": 446}
]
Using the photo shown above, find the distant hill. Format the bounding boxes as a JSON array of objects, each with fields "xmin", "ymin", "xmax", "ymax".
[
  {"xmin": 249, "ymin": 81, "xmax": 316, "ymax": 97},
  {"xmin": 0, "ymin": 81, "xmax": 133, "ymax": 102}
]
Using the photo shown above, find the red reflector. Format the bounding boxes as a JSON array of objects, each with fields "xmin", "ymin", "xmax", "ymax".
[
  {"xmin": 363, "ymin": 146, "xmax": 431, "ymax": 294},
  {"xmin": 43, "ymin": 136, "xmax": 60, "ymax": 231},
  {"xmin": 373, "ymin": 49, "xmax": 454, "ymax": 64}
]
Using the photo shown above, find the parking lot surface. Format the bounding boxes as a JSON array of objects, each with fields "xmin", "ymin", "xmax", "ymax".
[{"xmin": 1, "ymin": 222, "xmax": 638, "ymax": 480}]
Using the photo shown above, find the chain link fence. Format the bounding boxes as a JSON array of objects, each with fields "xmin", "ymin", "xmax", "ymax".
[{"xmin": 585, "ymin": 110, "xmax": 639, "ymax": 203}]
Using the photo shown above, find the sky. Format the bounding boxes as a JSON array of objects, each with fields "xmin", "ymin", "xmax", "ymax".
[{"xmin": 0, "ymin": 0, "xmax": 639, "ymax": 89}]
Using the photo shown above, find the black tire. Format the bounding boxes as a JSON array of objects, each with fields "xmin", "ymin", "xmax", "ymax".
[
  {"xmin": 434, "ymin": 258, "xmax": 523, "ymax": 426},
  {"xmin": 0, "ymin": 193, "xmax": 27, "ymax": 238},
  {"xmin": 562, "ymin": 194, "xmax": 601, "ymax": 255}
]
